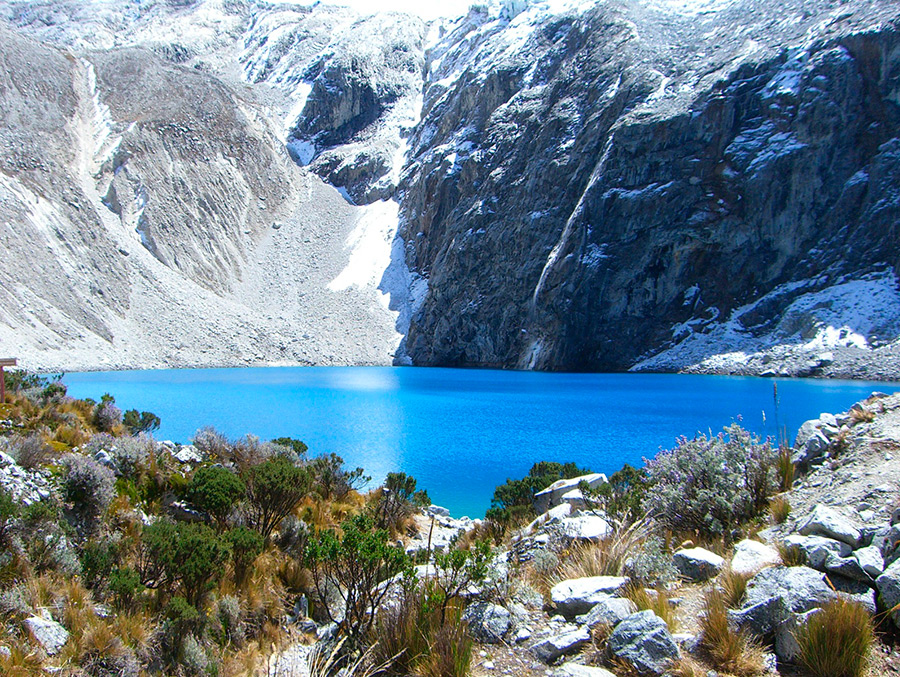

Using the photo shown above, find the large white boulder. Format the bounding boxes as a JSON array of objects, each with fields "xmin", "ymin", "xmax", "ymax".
[
  {"xmin": 797, "ymin": 504, "xmax": 861, "ymax": 548},
  {"xmin": 551, "ymin": 576, "xmax": 629, "ymax": 618},
  {"xmin": 731, "ymin": 539, "xmax": 781, "ymax": 575},
  {"xmin": 24, "ymin": 615, "xmax": 69, "ymax": 655},
  {"xmin": 534, "ymin": 473, "xmax": 607, "ymax": 514},
  {"xmin": 673, "ymin": 547, "xmax": 724, "ymax": 581}
]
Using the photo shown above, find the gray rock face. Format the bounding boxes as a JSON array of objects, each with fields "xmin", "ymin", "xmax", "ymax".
[
  {"xmin": 396, "ymin": 0, "xmax": 900, "ymax": 375},
  {"xmin": 744, "ymin": 565, "xmax": 875, "ymax": 617},
  {"xmin": 673, "ymin": 547, "xmax": 724, "ymax": 581},
  {"xmin": 876, "ymin": 559, "xmax": 900, "ymax": 626},
  {"xmin": 575, "ymin": 596, "xmax": 638, "ymax": 628},
  {"xmin": 784, "ymin": 533, "xmax": 852, "ymax": 569},
  {"xmin": 798, "ymin": 504, "xmax": 861, "ymax": 548},
  {"xmin": 534, "ymin": 473, "xmax": 607, "ymax": 513},
  {"xmin": 552, "ymin": 664, "xmax": 617, "ymax": 677},
  {"xmin": 24, "ymin": 615, "xmax": 69, "ymax": 655},
  {"xmin": 550, "ymin": 576, "xmax": 629, "ymax": 618},
  {"xmin": 462, "ymin": 602, "xmax": 511, "ymax": 644},
  {"xmin": 606, "ymin": 610, "xmax": 680, "ymax": 676},
  {"xmin": 731, "ymin": 539, "xmax": 781, "ymax": 575},
  {"xmin": 530, "ymin": 626, "xmax": 591, "ymax": 663}
]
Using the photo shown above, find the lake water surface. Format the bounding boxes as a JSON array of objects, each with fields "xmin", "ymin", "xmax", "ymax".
[{"xmin": 62, "ymin": 368, "xmax": 899, "ymax": 517}]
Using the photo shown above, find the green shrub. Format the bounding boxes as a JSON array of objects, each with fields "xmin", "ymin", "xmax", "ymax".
[
  {"xmin": 225, "ymin": 526, "xmax": 263, "ymax": 582},
  {"xmin": 644, "ymin": 423, "xmax": 777, "ymax": 539},
  {"xmin": 79, "ymin": 538, "xmax": 118, "ymax": 591},
  {"xmin": 188, "ymin": 465, "xmax": 245, "ymax": 528},
  {"xmin": 0, "ymin": 487, "xmax": 18, "ymax": 546},
  {"xmin": 270, "ymin": 436, "xmax": 308, "ymax": 458},
  {"xmin": 305, "ymin": 513, "xmax": 412, "ymax": 648},
  {"xmin": 308, "ymin": 452, "xmax": 369, "ymax": 500},
  {"xmin": 581, "ymin": 463, "xmax": 649, "ymax": 527},
  {"xmin": 243, "ymin": 455, "xmax": 311, "ymax": 542},
  {"xmin": 796, "ymin": 598, "xmax": 873, "ymax": 677},
  {"xmin": 122, "ymin": 409, "xmax": 161, "ymax": 435},
  {"xmin": 108, "ymin": 566, "xmax": 144, "ymax": 609},
  {"xmin": 140, "ymin": 520, "xmax": 231, "ymax": 606},
  {"xmin": 372, "ymin": 471, "xmax": 430, "ymax": 531},
  {"xmin": 487, "ymin": 461, "xmax": 590, "ymax": 524}
]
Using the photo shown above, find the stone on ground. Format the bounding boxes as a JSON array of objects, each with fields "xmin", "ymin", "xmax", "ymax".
[
  {"xmin": 551, "ymin": 663, "xmax": 617, "ymax": 677},
  {"xmin": 530, "ymin": 626, "xmax": 591, "ymax": 663},
  {"xmin": 462, "ymin": 602, "xmax": 511, "ymax": 644},
  {"xmin": 731, "ymin": 539, "xmax": 781, "ymax": 575},
  {"xmin": 575, "ymin": 596, "xmax": 638, "ymax": 628},
  {"xmin": 550, "ymin": 576, "xmax": 629, "ymax": 618},
  {"xmin": 797, "ymin": 504, "xmax": 861, "ymax": 547},
  {"xmin": 24, "ymin": 615, "xmax": 69, "ymax": 655},
  {"xmin": 673, "ymin": 547, "xmax": 724, "ymax": 581},
  {"xmin": 606, "ymin": 610, "xmax": 679, "ymax": 676}
]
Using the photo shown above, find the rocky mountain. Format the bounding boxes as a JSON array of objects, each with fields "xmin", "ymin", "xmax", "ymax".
[{"xmin": 1, "ymin": 0, "xmax": 899, "ymax": 376}]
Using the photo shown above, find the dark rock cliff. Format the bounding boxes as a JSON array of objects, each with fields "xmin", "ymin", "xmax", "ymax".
[{"xmin": 393, "ymin": 0, "xmax": 900, "ymax": 372}]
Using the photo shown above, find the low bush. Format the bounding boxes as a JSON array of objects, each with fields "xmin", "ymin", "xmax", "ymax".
[
  {"xmin": 93, "ymin": 394, "xmax": 123, "ymax": 433},
  {"xmin": 621, "ymin": 581, "xmax": 677, "ymax": 632},
  {"xmin": 581, "ymin": 463, "xmax": 649, "ymax": 527},
  {"xmin": 305, "ymin": 513, "xmax": 412, "ymax": 648},
  {"xmin": 371, "ymin": 471, "xmax": 429, "ymax": 532},
  {"xmin": 225, "ymin": 526, "xmax": 264, "ymax": 583},
  {"xmin": 769, "ymin": 495, "xmax": 791, "ymax": 524},
  {"xmin": 371, "ymin": 583, "xmax": 472, "ymax": 677},
  {"xmin": 188, "ymin": 465, "xmax": 245, "ymax": 528},
  {"xmin": 62, "ymin": 454, "xmax": 116, "ymax": 533},
  {"xmin": 309, "ymin": 452, "xmax": 369, "ymax": 501},
  {"xmin": 122, "ymin": 409, "xmax": 160, "ymax": 435},
  {"xmin": 486, "ymin": 461, "xmax": 590, "ymax": 525},
  {"xmin": 7, "ymin": 434, "xmax": 53, "ymax": 469},
  {"xmin": 644, "ymin": 423, "xmax": 777, "ymax": 540},
  {"xmin": 796, "ymin": 597, "xmax": 873, "ymax": 677},
  {"xmin": 244, "ymin": 455, "xmax": 311, "ymax": 542}
]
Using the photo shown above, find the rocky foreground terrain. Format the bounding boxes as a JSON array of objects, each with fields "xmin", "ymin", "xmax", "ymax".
[
  {"xmin": 6, "ymin": 386, "xmax": 900, "ymax": 675},
  {"xmin": 0, "ymin": 0, "xmax": 900, "ymax": 377}
]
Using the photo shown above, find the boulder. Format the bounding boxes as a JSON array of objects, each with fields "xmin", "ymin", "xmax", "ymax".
[
  {"xmin": 550, "ymin": 576, "xmax": 629, "ymax": 618},
  {"xmin": 876, "ymin": 559, "xmax": 900, "ymax": 626},
  {"xmin": 174, "ymin": 445, "xmax": 202, "ymax": 464},
  {"xmin": 784, "ymin": 533, "xmax": 851, "ymax": 569},
  {"xmin": 854, "ymin": 545, "xmax": 884, "ymax": 578},
  {"xmin": 797, "ymin": 504, "xmax": 861, "ymax": 547},
  {"xmin": 731, "ymin": 539, "xmax": 781, "ymax": 575},
  {"xmin": 24, "ymin": 615, "xmax": 69, "ymax": 655},
  {"xmin": 745, "ymin": 566, "xmax": 875, "ymax": 617},
  {"xmin": 561, "ymin": 514, "xmax": 611, "ymax": 541},
  {"xmin": 575, "ymin": 597, "xmax": 638, "ymax": 628},
  {"xmin": 774, "ymin": 609, "xmax": 823, "ymax": 662},
  {"xmin": 531, "ymin": 626, "xmax": 591, "ymax": 663},
  {"xmin": 534, "ymin": 473, "xmax": 607, "ymax": 514},
  {"xmin": 673, "ymin": 547, "xmax": 724, "ymax": 581},
  {"xmin": 728, "ymin": 595, "xmax": 790, "ymax": 636},
  {"xmin": 525, "ymin": 503, "xmax": 572, "ymax": 533},
  {"xmin": 822, "ymin": 552, "xmax": 872, "ymax": 584},
  {"xmin": 426, "ymin": 505, "xmax": 450, "ymax": 517},
  {"xmin": 552, "ymin": 664, "xmax": 617, "ymax": 677},
  {"xmin": 462, "ymin": 602, "xmax": 511, "ymax": 644},
  {"xmin": 606, "ymin": 610, "xmax": 680, "ymax": 676}
]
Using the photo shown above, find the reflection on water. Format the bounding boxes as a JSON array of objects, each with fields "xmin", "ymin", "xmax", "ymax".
[{"xmin": 63, "ymin": 367, "xmax": 899, "ymax": 517}]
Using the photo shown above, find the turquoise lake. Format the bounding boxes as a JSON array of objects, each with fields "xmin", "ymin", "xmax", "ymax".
[{"xmin": 62, "ymin": 368, "xmax": 899, "ymax": 518}]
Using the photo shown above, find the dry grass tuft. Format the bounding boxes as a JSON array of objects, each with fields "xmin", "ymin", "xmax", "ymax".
[
  {"xmin": 699, "ymin": 588, "xmax": 765, "ymax": 676},
  {"xmin": 769, "ymin": 495, "xmax": 791, "ymax": 524},
  {"xmin": 849, "ymin": 405, "xmax": 876, "ymax": 424},
  {"xmin": 796, "ymin": 597, "xmax": 873, "ymax": 677},
  {"xmin": 669, "ymin": 654, "xmax": 708, "ymax": 677},
  {"xmin": 558, "ymin": 516, "xmax": 654, "ymax": 581},
  {"xmin": 776, "ymin": 541, "xmax": 807, "ymax": 567},
  {"xmin": 621, "ymin": 581, "xmax": 677, "ymax": 632},
  {"xmin": 776, "ymin": 444, "xmax": 794, "ymax": 492},
  {"xmin": 719, "ymin": 567, "xmax": 752, "ymax": 609}
]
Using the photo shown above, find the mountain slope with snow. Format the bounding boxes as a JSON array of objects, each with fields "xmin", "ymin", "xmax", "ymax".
[{"xmin": 1, "ymin": 0, "xmax": 899, "ymax": 377}]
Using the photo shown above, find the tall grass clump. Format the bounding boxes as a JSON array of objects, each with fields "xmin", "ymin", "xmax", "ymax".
[
  {"xmin": 699, "ymin": 588, "xmax": 765, "ymax": 676},
  {"xmin": 719, "ymin": 567, "xmax": 752, "ymax": 609},
  {"xmin": 776, "ymin": 444, "xmax": 794, "ymax": 491},
  {"xmin": 769, "ymin": 495, "xmax": 791, "ymax": 524},
  {"xmin": 644, "ymin": 423, "xmax": 777, "ymax": 541},
  {"xmin": 795, "ymin": 598, "xmax": 873, "ymax": 677},
  {"xmin": 621, "ymin": 581, "xmax": 677, "ymax": 632}
]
